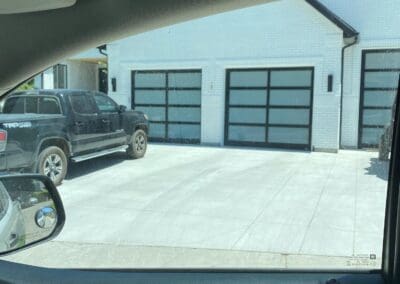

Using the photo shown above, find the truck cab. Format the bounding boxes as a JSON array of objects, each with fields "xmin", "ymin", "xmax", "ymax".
[{"xmin": 0, "ymin": 90, "xmax": 149, "ymax": 185}]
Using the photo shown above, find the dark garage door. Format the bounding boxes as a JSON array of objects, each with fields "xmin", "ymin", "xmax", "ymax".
[
  {"xmin": 225, "ymin": 67, "xmax": 314, "ymax": 150},
  {"xmin": 132, "ymin": 70, "xmax": 201, "ymax": 143},
  {"xmin": 359, "ymin": 49, "xmax": 400, "ymax": 148}
]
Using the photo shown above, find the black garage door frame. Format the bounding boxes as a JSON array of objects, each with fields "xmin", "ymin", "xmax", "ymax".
[
  {"xmin": 131, "ymin": 69, "xmax": 201, "ymax": 144},
  {"xmin": 358, "ymin": 49, "xmax": 400, "ymax": 148},
  {"xmin": 224, "ymin": 67, "xmax": 314, "ymax": 150}
]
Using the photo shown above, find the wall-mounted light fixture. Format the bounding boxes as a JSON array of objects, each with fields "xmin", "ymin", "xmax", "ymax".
[
  {"xmin": 111, "ymin": 77, "xmax": 117, "ymax": 92},
  {"xmin": 327, "ymin": 74, "xmax": 333, "ymax": 92}
]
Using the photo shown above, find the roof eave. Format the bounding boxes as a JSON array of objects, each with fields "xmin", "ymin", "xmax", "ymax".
[{"xmin": 305, "ymin": 0, "xmax": 359, "ymax": 40}]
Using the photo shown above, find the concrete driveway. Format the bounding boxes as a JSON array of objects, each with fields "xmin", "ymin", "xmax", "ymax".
[{"xmin": 3, "ymin": 144, "xmax": 388, "ymax": 269}]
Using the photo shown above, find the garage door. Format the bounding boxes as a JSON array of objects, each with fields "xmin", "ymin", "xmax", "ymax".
[
  {"xmin": 225, "ymin": 68, "xmax": 313, "ymax": 150},
  {"xmin": 132, "ymin": 70, "xmax": 201, "ymax": 143},
  {"xmin": 359, "ymin": 49, "xmax": 400, "ymax": 148}
]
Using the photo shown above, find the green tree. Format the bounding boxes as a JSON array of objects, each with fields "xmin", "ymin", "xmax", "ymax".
[{"xmin": 17, "ymin": 79, "xmax": 35, "ymax": 91}]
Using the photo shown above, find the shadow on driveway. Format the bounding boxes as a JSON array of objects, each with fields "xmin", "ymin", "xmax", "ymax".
[
  {"xmin": 65, "ymin": 153, "xmax": 127, "ymax": 180},
  {"xmin": 365, "ymin": 158, "xmax": 389, "ymax": 181}
]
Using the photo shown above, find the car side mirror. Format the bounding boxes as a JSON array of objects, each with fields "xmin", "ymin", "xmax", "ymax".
[
  {"xmin": 119, "ymin": 105, "xmax": 127, "ymax": 113},
  {"xmin": 0, "ymin": 174, "xmax": 65, "ymax": 256}
]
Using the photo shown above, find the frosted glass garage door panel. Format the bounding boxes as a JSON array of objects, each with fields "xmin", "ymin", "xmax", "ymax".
[
  {"xmin": 270, "ymin": 70, "xmax": 312, "ymax": 87},
  {"xmin": 268, "ymin": 127, "xmax": 309, "ymax": 144},
  {"xmin": 362, "ymin": 128, "xmax": 385, "ymax": 145},
  {"xmin": 363, "ymin": 109, "xmax": 392, "ymax": 126},
  {"xmin": 269, "ymin": 90, "xmax": 310, "ymax": 106},
  {"xmin": 365, "ymin": 52, "xmax": 400, "ymax": 69},
  {"xmin": 168, "ymin": 124, "xmax": 200, "ymax": 139},
  {"xmin": 168, "ymin": 72, "xmax": 201, "ymax": 88},
  {"xmin": 149, "ymin": 123, "xmax": 165, "ymax": 138},
  {"xmin": 135, "ymin": 90, "xmax": 165, "ymax": 104},
  {"xmin": 134, "ymin": 73, "xmax": 166, "ymax": 88},
  {"xmin": 364, "ymin": 91, "xmax": 396, "ymax": 107},
  {"xmin": 230, "ymin": 71, "xmax": 268, "ymax": 87},
  {"xmin": 269, "ymin": 109, "xmax": 309, "ymax": 125},
  {"xmin": 229, "ymin": 90, "xmax": 267, "ymax": 106},
  {"xmin": 168, "ymin": 90, "xmax": 201, "ymax": 105},
  {"xmin": 228, "ymin": 126, "xmax": 265, "ymax": 142},
  {"xmin": 229, "ymin": 108, "xmax": 266, "ymax": 124},
  {"xmin": 364, "ymin": 72, "xmax": 400, "ymax": 88},
  {"xmin": 168, "ymin": 107, "xmax": 201, "ymax": 122},
  {"xmin": 135, "ymin": 106, "xmax": 165, "ymax": 121}
]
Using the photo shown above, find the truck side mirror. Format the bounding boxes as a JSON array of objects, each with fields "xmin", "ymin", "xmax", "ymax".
[
  {"xmin": 119, "ymin": 105, "xmax": 127, "ymax": 113},
  {"xmin": 0, "ymin": 174, "xmax": 65, "ymax": 256}
]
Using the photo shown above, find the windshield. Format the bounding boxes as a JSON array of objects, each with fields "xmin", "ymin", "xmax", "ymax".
[{"xmin": 0, "ymin": 0, "xmax": 397, "ymax": 270}]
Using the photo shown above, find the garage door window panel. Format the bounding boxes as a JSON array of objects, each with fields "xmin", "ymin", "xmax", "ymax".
[
  {"xmin": 362, "ymin": 109, "xmax": 392, "ymax": 126},
  {"xmin": 135, "ymin": 72, "xmax": 166, "ymax": 88},
  {"xmin": 135, "ymin": 106, "xmax": 166, "ymax": 122},
  {"xmin": 269, "ymin": 90, "xmax": 310, "ymax": 106},
  {"xmin": 365, "ymin": 51, "xmax": 400, "ymax": 69},
  {"xmin": 168, "ymin": 107, "xmax": 201, "ymax": 123},
  {"xmin": 168, "ymin": 124, "xmax": 201, "ymax": 140},
  {"xmin": 168, "ymin": 90, "xmax": 201, "ymax": 105},
  {"xmin": 135, "ymin": 90, "xmax": 166, "ymax": 104},
  {"xmin": 228, "ymin": 126, "xmax": 265, "ymax": 142},
  {"xmin": 364, "ymin": 71, "xmax": 400, "ymax": 89},
  {"xmin": 270, "ymin": 70, "xmax": 312, "ymax": 87},
  {"xmin": 230, "ymin": 71, "xmax": 268, "ymax": 87},
  {"xmin": 168, "ymin": 72, "xmax": 201, "ymax": 88},
  {"xmin": 229, "ymin": 108, "xmax": 266, "ymax": 124},
  {"xmin": 269, "ymin": 127, "xmax": 309, "ymax": 144},
  {"xmin": 361, "ymin": 127, "xmax": 385, "ymax": 145},
  {"xmin": 364, "ymin": 91, "xmax": 396, "ymax": 107},
  {"xmin": 229, "ymin": 90, "xmax": 267, "ymax": 106},
  {"xmin": 269, "ymin": 108, "xmax": 309, "ymax": 125},
  {"xmin": 149, "ymin": 123, "xmax": 166, "ymax": 138}
]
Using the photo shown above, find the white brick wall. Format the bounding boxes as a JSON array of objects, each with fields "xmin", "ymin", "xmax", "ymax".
[{"xmin": 107, "ymin": 0, "xmax": 345, "ymax": 150}]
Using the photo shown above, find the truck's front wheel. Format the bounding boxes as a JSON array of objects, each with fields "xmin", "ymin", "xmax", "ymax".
[
  {"xmin": 38, "ymin": 146, "xmax": 68, "ymax": 186},
  {"xmin": 127, "ymin": 129, "xmax": 147, "ymax": 159}
]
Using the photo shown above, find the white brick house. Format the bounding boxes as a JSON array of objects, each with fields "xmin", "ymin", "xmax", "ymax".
[{"xmin": 38, "ymin": 0, "xmax": 400, "ymax": 152}]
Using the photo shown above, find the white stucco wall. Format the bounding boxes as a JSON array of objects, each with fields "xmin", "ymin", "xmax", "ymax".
[{"xmin": 107, "ymin": 0, "xmax": 344, "ymax": 150}]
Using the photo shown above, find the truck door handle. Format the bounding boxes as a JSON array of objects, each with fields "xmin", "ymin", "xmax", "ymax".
[
  {"xmin": 75, "ymin": 121, "xmax": 85, "ymax": 127},
  {"xmin": 102, "ymin": 119, "xmax": 110, "ymax": 123}
]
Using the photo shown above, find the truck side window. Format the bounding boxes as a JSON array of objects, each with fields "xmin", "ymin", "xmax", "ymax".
[
  {"xmin": 38, "ymin": 97, "xmax": 61, "ymax": 114},
  {"xmin": 25, "ymin": 97, "xmax": 38, "ymax": 113},
  {"xmin": 94, "ymin": 95, "xmax": 118, "ymax": 112},
  {"xmin": 69, "ymin": 94, "xmax": 97, "ymax": 114},
  {"xmin": 3, "ymin": 97, "xmax": 25, "ymax": 113}
]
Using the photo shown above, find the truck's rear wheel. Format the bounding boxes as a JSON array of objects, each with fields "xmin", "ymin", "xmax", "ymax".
[
  {"xmin": 127, "ymin": 129, "xmax": 147, "ymax": 159},
  {"xmin": 38, "ymin": 146, "xmax": 68, "ymax": 186}
]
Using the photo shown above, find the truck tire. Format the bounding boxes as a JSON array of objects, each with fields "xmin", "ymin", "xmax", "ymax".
[
  {"xmin": 37, "ymin": 146, "xmax": 68, "ymax": 186},
  {"xmin": 127, "ymin": 129, "xmax": 147, "ymax": 159}
]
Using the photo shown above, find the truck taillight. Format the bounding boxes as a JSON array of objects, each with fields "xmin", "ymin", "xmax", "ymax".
[{"xmin": 0, "ymin": 130, "xmax": 7, "ymax": 152}]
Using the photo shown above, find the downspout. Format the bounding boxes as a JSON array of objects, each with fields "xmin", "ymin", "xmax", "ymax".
[{"xmin": 339, "ymin": 35, "xmax": 358, "ymax": 149}]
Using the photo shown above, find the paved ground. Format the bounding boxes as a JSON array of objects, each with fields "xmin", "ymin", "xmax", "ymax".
[{"xmin": 2, "ymin": 144, "xmax": 388, "ymax": 269}]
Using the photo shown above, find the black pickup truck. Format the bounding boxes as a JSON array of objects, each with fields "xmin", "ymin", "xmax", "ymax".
[{"xmin": 0, "ymin": 90, "xmax": 149, "ymax": 185}]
